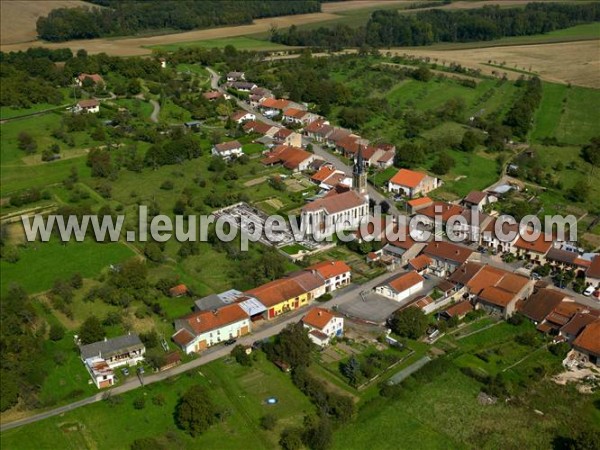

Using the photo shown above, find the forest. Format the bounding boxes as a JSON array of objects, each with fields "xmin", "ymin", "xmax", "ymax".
[
  {"xmin": 271, "ymin": 2, "xmax": 600, "ymax": 49},
  {"xmin": 36, "ymin": 0, "xmax": 322, "ymax": 42}
]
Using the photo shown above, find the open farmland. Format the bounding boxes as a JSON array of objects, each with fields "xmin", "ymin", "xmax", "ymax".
[
  {"xmin": 0, "ymin": 1, "xmax": 95, "ymax": 45},
  {"xmin": 391, "ymin": 40, "xmax": 600, "ymax": 88}
]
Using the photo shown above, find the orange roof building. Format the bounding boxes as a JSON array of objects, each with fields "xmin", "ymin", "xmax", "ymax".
[
  {"xmin": 172, "ymin": 304, "xmax": 250, "ymax": 353},
  {"xmin": 376, "ymin": 271, "xmax": 424, "ymax": 301},
  {"xmin": 572, "ymin": 319, "xmax": 600, "ymax": 364},
  {"xmin": 261, "ymin": 145, "xmax": 313, "ymax": 171},
  {"xmin": 388, "ymin": 169, "xmax": 439, "ymax": 198},
  {"xmin": 302, "ymin": 307, "xmax": 344, "ymax": 346},
  {"xmin": 246, "ymin": 278, "xmax": 310, "ymax": 319}
]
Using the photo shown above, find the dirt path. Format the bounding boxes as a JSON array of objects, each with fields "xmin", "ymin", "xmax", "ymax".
[{"xmin": 149, "ymin": 99, "xmax": 160, "ymax": 123}]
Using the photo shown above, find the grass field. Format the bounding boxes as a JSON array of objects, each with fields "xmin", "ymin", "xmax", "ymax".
[
  {"xmin": 0, "ymin": 102, "xmax": 70, "ymax": 121},
  {"xmin": 0, "ymin": 353, "xmax": 314, "ymax": 450},
  {"xmin": 0, "ymin": 238, "xmax": 135, "ymax": 295}
]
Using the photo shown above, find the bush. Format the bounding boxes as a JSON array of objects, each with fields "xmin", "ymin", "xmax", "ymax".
[
  {"xmin": 133, "ymin": 397, "xmax": 146, "ymax": 409},
  {"xmin": 260, "ymin": 413, "xmax": 278, "ymax": 431},
  {"xmin": 160, "ymin": 180, "xmax": 174, "ymax": 190},
  {"xmin": 49, "ymin": 324, "xmax": 65, "ymax": 341}
]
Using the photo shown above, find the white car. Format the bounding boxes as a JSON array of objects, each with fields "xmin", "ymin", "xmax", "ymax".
[{"xmin": 583, "ymin": 285, "xmax": 595, "ymax": 296}]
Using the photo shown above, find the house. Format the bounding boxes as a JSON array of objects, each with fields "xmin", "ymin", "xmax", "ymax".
[
  {"xmin": 388, "ymin": 169, "xmax": 439, "ymax": 198},
  {"xmin": 422, "ymin": 241, "xmax": 475, "ymax": 277},
  {"xmin": 512, "ymin": 233, "xmax": 554, "ymax": 263},
  {"xmin": 273, "ymin": 128, "xmax": 303, "ymax": 147},
  {"xmin": 452, "ymin": 209, "xmax": 494, "ymax": 243},
  {"xmin": 587, "ymin": 255, "xmax": 600, "ymax": 287},
  {"xmin": 282, "ymin": 108, "xmax": 316, "ymax": 126},
  {"xmin": 375, "ymin": 271, "xmax": 424, "ymax": 302},
  {"xmin": 259, "ymin": 98, "xmax": 293, "ymax": 117},
  {"xmin": 411, "ymin": 295, "xmax": 436, "ymax": 314},
  {"xmin": 74, "ymin": 99, "xmax": 100, "ymax": 114},
  {"xmin": 301, "ymin": 190, "xmax": 368, "ymax": 237},
  {"xmin": 407, "ymin": 254, "xmax": 432, "ymax": 274},
  {"xmin": 243, "ymin": 120, "xmax": 277, "ymax": 136},
  {"xmin": 381, "ymin": 229, "xmax": 428, "ymax": 268},
  {"xmin": 80, "ymin": 334, "xmax": 145, "ymax": 387},
  {"xmin": 302, "ymin": 308, "xmax": 344, "ymax": 347},
  {"xmin": 212, "ymin": 140, "xmax": 243, "ymax": 159},
  {"xmin": 227, "ymin": 71, "xmax": 245, "ymax": 82},
  {"xmin": 481, "ymin": 217, "xmax": 520, "ymax": 253},
  {"xmin": 172, "ymin": 304, "xmax": 250, "ymax": 354},
  {"xmin": 461, "ymin": 191, "xmax": 493, "ymax": 210},
  {"xmin": 406, "ymin": 197, "xmax": 433, "ymax": 214},
  {"xmin": 169, "ymin": 284, "xmax": 188, "ymax": 298},
  {"xmin": 325, "ymin": 128, "xmax": 352, "ymax": 148},
  {"xmin": 249, "ymin": 87, "xmax": 273, "ymax": 107},
  {"xmin": 286, "ymin": 271, "xmax": 326, "ymax": 301},
  {"xmin": 519, "ymin": 288, "xmax": 572, "ymax": 325},
  {"xmin": 75, "ymin": 73, "xmax": 104, "ymax": 86},
  {"xmin": 305, "ymin": 260, "xmax": 352, "ymax": 292},
  {"xmin": 229, "ymin": 81, "xmax": 257, "ymax": 92},
  {"xmin": 194, "ymin": 294, "xmax": 227, "ymax": 311},
  {"xmin": 572, "ymin": 319, "xmax": 600, "ymax": 366},
  {"xmin": 561, "ymin": 313, "xmax": 600, "ymax": 342},
  {"xmin": 311, "ymin": 166, "xmax": 339, "ymax": 184},
  {"xmin": 245, "ymin": 278, "xmax": 309, "ymax": 320},
  {"xmin": 203, "ymin": 91, "xmax": 224, "ymax": 101},
  {"xmin": 441, "ymin": 301, "xmax": 474, "ymax": 320},
  {"xmin": 304, "ymin": 120, "xmax": 333, "ymax": 142},
  {"xmin": 465, "ymin": 265, "xmax": 532, "ymax": 318},
  {"xmin": 261, "ymin": 145, "xmax": 315, "ymax": 172},
  {"xmin": 376, "ymin": 150, "xmax": 395, "ymax": 169},
  {"xmin": 231, "ymin": 110, "xmax": 255, "ymax": 124},
  {"xmin": 417, "ymin": 201, "xmax": 466, "ymax": 226}
]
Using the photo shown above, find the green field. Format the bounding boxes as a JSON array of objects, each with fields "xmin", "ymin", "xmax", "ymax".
[
  {"xmin": 147, "ymin": 36, "xmax": 296, "ymax": 52},
  {"xmin": 0, "ymin": 239, "xmax": 135, "ymax": 295},
  {"xmin": 0, "ymin": 103, "xmax": 70, "ymax": 121},
  {"xmin": 532, "ymin": 83, "xmax": 600, "ymax": 145},
  {"xmin": 0, "ymin": 353, "xmax": 314, "ymax": 450}
]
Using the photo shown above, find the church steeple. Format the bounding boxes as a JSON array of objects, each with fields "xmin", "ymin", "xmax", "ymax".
[{"xmin": 353, "ymin": 145, "xmax": 367, "ymax": 195}]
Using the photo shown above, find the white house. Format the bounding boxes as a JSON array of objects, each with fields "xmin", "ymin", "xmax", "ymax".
[
  {"xmin": 302, "ymin": 307, "xmax": 344, "ymax": 347},
  {"xmin": 212, "ymin": 140, "xmax": 243, "ymax": 159},
  {"xmin": 388, "ymin": 169, "xmax": 439, "ymax": 198},
  {"xmin": 172, "ymin": 304, "xmax": 250, "ymax": 354},
  {"xmin": 231, "ymin": 110, "xmax": 256, "ymax": 124},
  {"xmin": 301, "ymin": 190, "xmax": 369, "ymax": 238},
  {"xmin": 74, "ymin": 99, "xmax": 100, "ymax": 114},
  {"xmin": 375, "ymin": 271, "xmax": 424, "ymax": 302},
  {"xmin": 305, "ymin": 260, "xmax": 352, "ymax": 292},
  {"xmin": 79, "ymin": 334, "xmax": 145, "ymax": 389}
]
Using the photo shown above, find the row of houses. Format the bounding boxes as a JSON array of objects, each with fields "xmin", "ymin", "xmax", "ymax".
[{"xmin": 171, "ymin": 260, "xmax": 351, "ymax": 354}]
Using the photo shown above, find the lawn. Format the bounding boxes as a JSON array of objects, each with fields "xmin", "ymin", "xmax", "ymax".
[
  {"xmin": 242, "ymin": 142, "xmax": 266, "ymax": 156},
  {"xmin": 0, "ymin": 102, "xmax": 70, "ymax": 121},
  {"xmin": 281, "ymin": 243, "xmax": 309, "ymax": 255},
  {"xmin": 0, "ymin": 238, "xmax": 135, "ymax": 295},
  {"xmin": 532, "ymin": 83, "xmax": 600, "ymax": 145},
  {"xmin": 0, "ymin": 353, "xmax": 314, "ymax": 450},
  {"xmin": 147, "ymin": 36, "xmax": 296, "ymax": 52}
]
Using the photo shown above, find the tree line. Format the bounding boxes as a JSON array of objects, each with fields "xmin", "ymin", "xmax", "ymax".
[
  {"xmin": 271, "ymin": 3, "xmax": 600, "ymax": 49},
  {"xmin": 36, "ymin": 0, "xmax": 322, "ymax": 42}
]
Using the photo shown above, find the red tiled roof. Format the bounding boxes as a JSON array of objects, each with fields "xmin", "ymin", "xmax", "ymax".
[
  {"xmin": 412, "ymin": 295, "xmax": 433, "ymax": 309},
  {"xmin": 478, "ymin": 286, "xmax": 516, "ymax": 308},
  {"xmin": 444, "ymin": 301, "xmax": 474, "ymax": 318},
  {"xmin": 78, "ymin": 99, "xmax": 99, "ymax": 108},
  {"xmin": 407, "ymin": 197, "xmax": 433, "ymax": 208},
  {"xmin": 514, "ymin": 233, "xmax": 553, "ymax": 254},
  {"xmin": 303, "ymin": 308, "xmax": 336, "ymax": 330},
  {"xmin": 321, "ymin": 172, "xmax": 347, "ymax": 188},
  {"xmin": 573, "ymin": 319, "xmax": 600, "ymax": 356},
  {"xmin": 261, "ymin": 145, "xmax": 311, "ymax": 170},
  {"xmin": 561, "ymin": 313, "xmax": 599, "ymax": 337},
  {"xmin": 260, "ymin": 98, "xmax": 290, "ymax": 110},
  {"xmin": 423, "ymin": 241, "xmax": 473, "ymax": 264},
  {"xmin": 246, "ymin": 278, "xmax": 306, "ymax": 308},
  {"xmin": 169, "ymin": 284, "xmax": 188, "ymax": 296},
  {"xmin": 520, "ymin": 288, "xmax": 569, "ymax": 322},
  {"xmin": 215, "ymin": 140, "xmax": 242, "ymax": 152},
  {"xmin": 327, "ymin": 129, "xmax": 352, "ymax": 143},
  {"xmin": 172, "ymin": 328, "xmax": 195, "ymax": 346},
  {"xmin": 418, "ymin": 202, "xmax": 466, "ymax": 223},
  {"xmin": 283, "ymin": 108, "xmax": 307, "ymax": 119},
  {"xmin": 179, "ymin": 304, "xmax": 248, "ymax": 335},
  {"xmin": 306, "ymin": 260, "xmax": 351, "ymax": 279},
  {"xmin": 311, "ymin": 166, "xmax": 338, "ymax": 183},
  {"xmin": 588, "ymin": 255, "xmax": 600, "ymax": 278},
  {"xmin": 302, "ymin": 190, "xmax": 366, "ymax": 214},
  {"xmin": 408, "ymin": 254, "xmax": 432, "ymax": 271},
  {"xmin": 377, "ymin": 151, "xmax": 394, "ymax": 163},
  {"xmin": 203, "ymin": 91, "xmax": 223, "ymax": 100},
  {"xmin": 232, "ymin": 110, "xmax": 250, "ymax": 121},
  {"xmin": 78, "ymin": 73, "xmax": 104, "ymax": 84},
  {"xmin": 389, "ymin": 169, "xmax": 426, "ymax": 188},
  {"xmin": 387, "ymin": 271, "xmax": 424, "ymax": 293},
  {"xmin": 305, "ymin": 119, "xmax": 327, "ymax": 133},
  {"xmin": 464, "ymin": 191, "xmax": 487, "ymax": 204}
]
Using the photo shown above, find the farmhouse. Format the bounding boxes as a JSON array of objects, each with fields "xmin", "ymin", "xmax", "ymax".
[
  {"xmin": 212, "ymin": 140, "xmax": 243, "ymax": 159},
  {"xmin": 273, "ymin": 128, "xmax": 303, "ymax": 147},
  {"xmin": 74, "ymin": 99, "xmax": 100, "ymax": 114},
  {"xmin": 388, "ymin": 169, "xmax": 439, "ymax": 198},
  {"xmin": 481, "ymin": 217, "xmax": 520, "ymax": 253},
  {"xmin": 560, "ymin": 313, "xmax": 600, "ymax": 342},
  {"xmin": 305, "ymin": 260, "xmax": 352, "ymax": 292},
  {"xmin": 301, "ymin": 189, "xmax": 368, "ymax": 237},
  {"xmin": 422, "ymin": 241, "xmax": 475, "ymax": 276},
  {"xmin": 302, "ymin": 308, "xmax": 344, "ymax": 347},
  {"xmin": 172, "ymin": 304, "xmax": 250, "ymax": 354},
  {"xmin": 375, "ymin": 271, "xmax": 424, "ymax": 302},
  {"xmin": 75, "ymin": 73, "xmax": 104, "ymax": 86},
  {"xmin": 512, "ymin": 233, "xmax": 554, "ymax": 263},
  {"xmin": 261, "ymin": 145, "xmax": 315, "ymax": 172},
  {"xmin": 304, "ymin": 120, "xmax": 333, "ymax": 142},
  {"xmin": 245, "ymin": 278, "xmax": 308, "ymax": 320},
  {"xmin": 203, "ymin": 91, "xmax": 225, "ymax": 101}
]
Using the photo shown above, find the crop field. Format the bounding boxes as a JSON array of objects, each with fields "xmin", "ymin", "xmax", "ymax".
[
  {"xmin": 0, "ymin": 353, "xmax": 314, "ymax": 450},
  {"xmin": 148, "ymin": 36, "xmax": 297, "ymax": 52}
]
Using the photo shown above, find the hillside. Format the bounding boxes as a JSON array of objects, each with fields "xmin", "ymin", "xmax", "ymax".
[{"xmin": 0, "ymin": 0, "xmax": 94, "ymax": 45}]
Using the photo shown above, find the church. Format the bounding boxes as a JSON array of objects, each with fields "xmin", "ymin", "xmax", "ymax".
[{"xmin": 301, "ymin": 146, "xmax": 370, "ymax": 238}]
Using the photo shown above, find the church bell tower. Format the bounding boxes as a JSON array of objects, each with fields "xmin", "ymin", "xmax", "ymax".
[{"xmin": 353, "ymin": 145, "xmax": 368, "ymax": 196}]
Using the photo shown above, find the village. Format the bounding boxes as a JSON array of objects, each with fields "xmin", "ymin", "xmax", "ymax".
[{"xmin": 71, "ymin": 67, "xmax": 600, "ymax": 397}]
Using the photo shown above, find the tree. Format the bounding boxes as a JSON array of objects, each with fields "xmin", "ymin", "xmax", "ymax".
[
  {"xmin": 231, "ymin": 345, "xmax": 252, "ymax": 366},
  {"xmin": 389, "ymin": 307, "xmax": 428, "ymax": 339},
  {"xmin": 279, "ymin": 427, "xmax": 304, "ymax": 450},
  {"xmin": 341, "ymin": 356, "xmax": 361, "ymax": 385},
  {"xmin": 144, "ymin": 242, "xmax": 164, "ymax": 262},
  {"xmin": 267, "ymin": 322, "xmax": 313, "ymax": 369},
  {"xmin": 460, "ymin": 130, "xmax": 479, "ymax": 152},
  {"xmin": 581, "ymin": 136, "xmax": 600, "ymax": 172},
  {"xmin": 49, "ymin": 323, "xmax": 65, "ymax": 341},
  {"xmin": 175, "ymin": 385, "xmax": 219, "ymax": 436},
  {"xmin": 17, "ymin": 132, "xmax": 37, "ymax": 154},
  {"xmin": 260, "ymin": 413, "xmax": 278, "ymax": 431},
  {"xmin": 302, "ymin": 416, "xmax": 333, "ymax": 450},
  {"xmin": 133, "ymin": 397, "xmax": 146, "ymax": 409},
  {"xmin": 431, "ymin": 153, "xmax": 455, "ymax": 175},
  {"xmin": 568, "ymin": 429, "xmax": 600, "ymax": 450},
  {"xmin": 567, "ymin": 180, "xmax": 590, "ymax": 202},
  {"xmin": 79, "ymin": 315, "xmax": 104, "ymax": 344}
]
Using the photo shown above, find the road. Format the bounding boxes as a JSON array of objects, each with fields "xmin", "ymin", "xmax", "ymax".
[
  {"xmin": 0, "ymin": 269, "xmax": 395, "ymax": 432},
  {"xmin": 207, "ymin": 67, "xmax": 402, "ymax": 217}
]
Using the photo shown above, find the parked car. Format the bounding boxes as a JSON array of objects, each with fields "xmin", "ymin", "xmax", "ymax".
[
  {"xmin": 121, "ymin": 367, "xmax": 130, "ymax": 376},
  {"xmin": 531, "ymin": 272, "xmax": 541, "ymax": 280},
  {"xmin": 583, "ymin": 285, "xmax": 595, "ymax": 296},
  {"xmin": 224, "ymin": 338, "xmax": 237, "ymax": 346}
]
